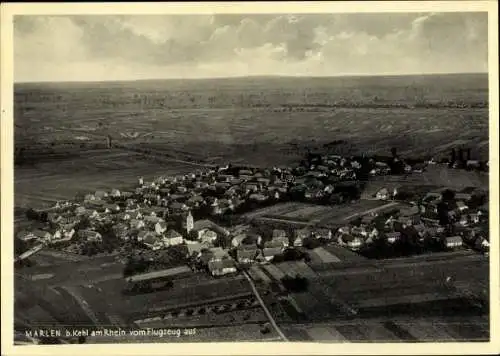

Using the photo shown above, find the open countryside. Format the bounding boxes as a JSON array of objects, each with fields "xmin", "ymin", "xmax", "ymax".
[{"xmin": 14, "ymin": 73, "xmax": 489, "ymax": 345}]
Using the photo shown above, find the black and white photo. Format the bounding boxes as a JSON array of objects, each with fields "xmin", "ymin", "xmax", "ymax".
[{"xmin": 1, "ymin": 2, "xmax": 498, "ymax": 354}]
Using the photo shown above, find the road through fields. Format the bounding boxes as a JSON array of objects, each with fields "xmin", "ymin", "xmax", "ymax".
[{"xmin": 243, "ymin": 271, "xmax": 289, "ymax": 342}]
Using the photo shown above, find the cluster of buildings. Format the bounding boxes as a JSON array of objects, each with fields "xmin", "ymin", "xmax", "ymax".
[
  {"xmin": 16, "ymin": 153, "xmax": 369, "ymax": 250},
  {"xmin": 16, "ymin": 151, "xmax": 489, "ymax": 277},
  {"xmin": 336, "ymin": 186, "xmax": 490, "ymax": 254}
]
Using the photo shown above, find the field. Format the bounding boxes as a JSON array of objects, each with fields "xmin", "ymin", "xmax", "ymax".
[
  {"xmin": 361, "ymin": 165, "xmax": 489, "ymax": 200},
  {"xmin": 281, "ymin": 314, "xmax": 489, "ymax": 342},
  {"xmin": 14, "ymin": 73, "xmax": 489, "ymax": 210},
  {"xmin": 245, "ymin": 200, "xmax": 400, "ymax": 228},
  {"xmin": 263, "ymin": 251, "xmax": 489, "ymax": 342},
  {"xmin": 14, "ymin": 148, "xmax": 199, "ymax": 208},
  {"xmin": 13, "ymin": 73, "xmax": 490, "ymax": 342},
  {"xmin": 18, "ymin": 255, "xmax": 261, "ymax": 332}
]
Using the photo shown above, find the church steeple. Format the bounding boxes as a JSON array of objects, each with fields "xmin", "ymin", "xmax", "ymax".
[{"xmin": 186, "ymin": 210, "xmax": 194, "ymax": 234}]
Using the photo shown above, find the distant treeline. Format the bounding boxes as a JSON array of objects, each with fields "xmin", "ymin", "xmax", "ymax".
[
  {"xmin": 16, "ymin": 98, "xmax": 488, "ymax": 111},
  {"xmin": 15, "ymin": 84, "xmax": 488, "ymax": 112}
]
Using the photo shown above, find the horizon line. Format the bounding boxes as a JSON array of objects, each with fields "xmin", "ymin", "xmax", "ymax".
[{"xmin": 14, "ymin": 71, "xmax": 488, "ymax": 85}]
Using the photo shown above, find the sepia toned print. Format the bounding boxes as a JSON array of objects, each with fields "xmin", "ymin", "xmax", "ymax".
[{"xmin": 9, "ymin": 9, "xmax": 492, "ymax": 347}]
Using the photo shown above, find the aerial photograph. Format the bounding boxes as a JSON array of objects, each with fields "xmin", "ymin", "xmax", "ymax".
[{"xmin": 12, "ymin": 10, "xmax": 490, "ymax": 345}]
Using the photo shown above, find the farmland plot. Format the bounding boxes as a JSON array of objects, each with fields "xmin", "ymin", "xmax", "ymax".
[{"xmin": 15, "ymin": 149, "xmax": 196, "ymax": 208}]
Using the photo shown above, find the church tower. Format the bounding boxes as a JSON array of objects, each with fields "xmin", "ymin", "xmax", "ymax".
[{"xmin": 186, "ymin": 210, "xmax": 194, "ymax": 234}]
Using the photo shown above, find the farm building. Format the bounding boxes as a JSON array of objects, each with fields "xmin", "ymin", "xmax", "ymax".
[
  {"xmin": 445, "ymin": 236, "xmax": 463, "ymax": 249},
  {"xmin": 208, "ymin": 258, "xmax": 237, "ymax": 277}
]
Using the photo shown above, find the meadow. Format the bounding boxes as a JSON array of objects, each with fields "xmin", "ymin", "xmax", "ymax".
[{"xmin": 14, "ymin": 73, "xmax": 489, "ymax": 208}]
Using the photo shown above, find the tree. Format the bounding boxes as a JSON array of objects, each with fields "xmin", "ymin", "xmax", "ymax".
[
  {"xmin": 75, "ymin": 216, "xmax": 91, "ymax": 232},
  {"xmin": 25, "ymin": 208, "xmax": 39, "ymax": 221}
]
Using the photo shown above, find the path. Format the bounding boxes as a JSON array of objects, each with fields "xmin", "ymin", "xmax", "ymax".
[
  {"xmin": 342, "ymin": 201, "xmax": 400, "ymax": 221},
  {"xmin": 243, "ymin": 271, "xmax": 289, "ymax": 342}
]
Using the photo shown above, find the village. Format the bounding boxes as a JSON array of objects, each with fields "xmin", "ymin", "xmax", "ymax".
[{"xmin": 16, "ymin": 149, "xmax": 490, "ymax": 288}]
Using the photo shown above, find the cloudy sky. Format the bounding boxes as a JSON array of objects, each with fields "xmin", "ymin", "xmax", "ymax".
[{"xmin": 14, "ymin": 12, "xmax": 488, "ymax": 82}]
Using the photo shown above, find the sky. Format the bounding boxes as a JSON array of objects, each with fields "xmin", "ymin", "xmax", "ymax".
[{"xmin": 13, "ymin": 12, "xmax": 488, "ymax": 82}]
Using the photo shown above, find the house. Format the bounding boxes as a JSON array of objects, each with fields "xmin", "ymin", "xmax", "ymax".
[
  {"xmin": 241, "ymin": 234, "xmax": 261, "ymax": 246},
  {"xmin": 313, "ymin": 228, "xmax": 332, "ymax": 240},
  {"xmin": 400, "ymin": 205, "xmax": 420, "ymax": 216},
  {"xmin": 215, "ymin": 182, "xmax": 231, "ymax": 191},
  {"xmin": 466, "ymin": 160, "xmax": 481, "ymax": 169},
  {"xmin": 78, "ymin": 229, "xmax": 102, "ymax": 242},
  {"xmin": 141, "ymin": 232, "xmax": 164, "ymax": 250},
  {"xmin": 351, "ymin": 226, "xmax": 368, "ymax": 238},
  {"xmin": 257, "ymin": 177, "xmax": 271, "ymax": 185},
  {"xmin": 336, "ymin": 226, "xmax": 351, "ymax": 235},
  {"xmin": 187, "ymin": 195, "xmax": 204, "ymax": 208},
  {"xmin": 131, "ymin": 211, "xmax": 143, "ymax": 220},
  {"xmin": 155, "ymin": 221, "xmax": 168, "ymax": 235},
  {"xmin": 211, "ymin": 204, "xmax": 223, "ymax": 216},
  {"xmin": 469, "ymin": 213, "xmax": 481, "ymax": 224},
  {"xmin": 376, "ymin": 188, "xmax": 389, "ymax": 200},
  {"xmin": 88, "ymin": 210, "xmax": 101, "ymax": 220},
  {"xmin": 263, "ymin": 238, "xmax": 286, "ymax": 249},
  {"xmin": 339, "ymin": 234, "xmax": 364, "ymax": 250},
  {"xmin": 208, "ymin": 258, "xmax": 237, "ymax": 276},
  {"xmin": 208, "ymin": 247, "xmax": 228, "ymax": 262},
  {"xmin": 144, "ymin": 215, "xmax": 163, "ymax": 225},
  {"xmin": 368, "ymin": 227, "xmax": 380, "ymax": 239},
  {"xmin": 445, "ymin": 236, "xmax": 463, "ymax": 249},
  {"xmin": 110, "ymin": 189, "xmax": 121, "ymax": 198},
  {"xmin": 413, "ymin": 223, "xmax": 426, "ymax": 237},
  {"xmin": 84, "ymin": 194, "xmax": 96, "ymax": 202},
  {"xmin": 456, "ymin": 201, "xmax": 469, "ymax": 212},
  {"xmin": 193, "ymin": 220, "xmax": 229, "ymax": 238},
  {"xmin": 236, "ymin": 245, "xmax": 260, "ymax": 263},
  {"xmin": 398, "ymin": 215, "xmax": 415, "ymax": 227},
  {"xmin": 293, "ymin": 235, "xmax": 303, "ymax": 247},
  {"xmin": 103, "ymin": 204, "xmax": 120, "ymax": 214},
  {"xmin": 119, "ymin": 212, "xmax": 132, "ymax": 221},
  {"xmin": 51, "ymin": 228, "xmax": 76, "ymax": 242},
  {"xmin": 129, "ymin": 219, "xmax": 146, "ymax": 230},
  {"xmin": 197, "ymin": 229, "xmax": 218, "ymax": 244},
  {"xmin": 474, "ymin": 236, "xmax": 489, "ymax": 251},
  {"xmin": 218, "ymin": 199, "xmax": 234, "ymax": 211},
  {"xmin": 262, "ymin": 247, "xmax": 282, "ymax": 261},
  {"xmin": 113, "ymin": 223, "xmax": 129, "ymax": 240},
  {"xmin": 249, "ymin": 193, "xmax": 268, "ymax": 202},
  {"xmin": 239, "ymin": 169, "xmax": 253, "ymax": 176},
  {"xmin": 294, "ymin": 228, "xmax": 311, "ymax": 241},
  {"xmin": 17, "ymin": 230, "xmax": 43, "ymax": 242},
  {"xmin": 272, "ymin": 229, "xmax": 287, "ymax": 241},
  {"xmin": 231, "ymin": 234, "xmax": 247, "ymax": 247},
  {"xmin": 163, "ymin": 230, "xmax": 184, "ymax": 246},
  {"xmin": 459, "ymin": 215, "xmax": 469, "ymax": 226},
  {"xmin": 361, "ymin": 214, "xmax": 376, "ymax": 226},
  {"xmin": 75, "ymin": 206, "xmax": 87, "ymax": 216},
  {"xmin": 186, "ymin": 242, "xmax": 208, "ymax": 258},
  {"xmin": 386, "ymin": 232, "xmax": 402, "ymax": 244},
  {"xmin": 170, "ymin": 202, "xmax": 188, "ymax": 213},
  {"xmin": 121, "ymin": 191, "xmax": 134, "ymax": 199},
  {"xmin": 94, "ymin": 190, "xmax": 108, "ymax": 200},
  {"xmin": 455, "ymin": 193, "xmax": 472, "ymax": 201}
]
